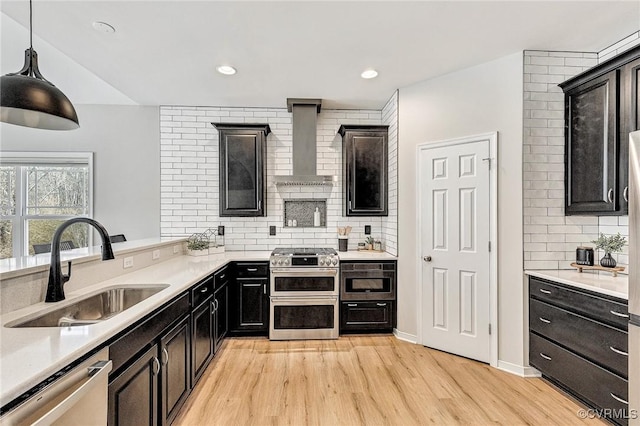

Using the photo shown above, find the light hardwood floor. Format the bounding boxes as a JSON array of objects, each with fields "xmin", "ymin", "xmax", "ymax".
[{"xmin": 174, "ymin": 335, "xmax": 603, "ymax": 425}]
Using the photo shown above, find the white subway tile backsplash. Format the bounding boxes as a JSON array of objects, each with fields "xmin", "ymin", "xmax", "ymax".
[{"xmin": 160, "ymin": 95, "xmax": 398, "ymax": 254}]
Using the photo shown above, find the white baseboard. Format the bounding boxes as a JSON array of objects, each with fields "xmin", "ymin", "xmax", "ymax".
[
  {"xmin": 393, "ymin": 329, "xmax": 417, "ymax": 344},
  {"xmin": 497, "ymin": 360, "xmax": 542, "ymax": 377}
]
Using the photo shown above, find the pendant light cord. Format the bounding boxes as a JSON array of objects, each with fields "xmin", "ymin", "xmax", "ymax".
[{"xmin": 29, "ymin": 0, "xmax": 33, "ymax": 50}]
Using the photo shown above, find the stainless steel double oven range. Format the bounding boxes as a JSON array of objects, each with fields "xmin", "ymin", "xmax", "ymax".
[{"xmin": 269, "ymin": 248, "xmax": 339, "ymax": 340}]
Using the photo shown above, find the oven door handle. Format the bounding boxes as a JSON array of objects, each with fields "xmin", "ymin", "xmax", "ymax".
[
  {"xmin": 271, "ymin": 296, "xmax": 338, "ymax": 302},
  {"xmin": 271, "ymin": 269, "xmax": 338, "ymax": 276}
]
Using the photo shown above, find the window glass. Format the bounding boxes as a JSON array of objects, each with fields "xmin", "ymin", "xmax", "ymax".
[
  {"xmin": 0, "ymin": 166, "xmax": 15, "ymax": 216},
  {"xmin": 26, "ymin": 165, "xmax": 89, "ymax": 215}
]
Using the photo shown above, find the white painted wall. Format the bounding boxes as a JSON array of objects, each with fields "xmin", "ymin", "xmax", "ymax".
[
  {"xmin": 0, "ymin": 104, "xmax": 161, "ymax": 240},
  {"xmin": 397, "ymin": 52, "xmax": 525, "ymax": 366}
]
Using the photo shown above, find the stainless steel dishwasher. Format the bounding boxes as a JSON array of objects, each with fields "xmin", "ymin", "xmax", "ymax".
[{"xmin": 1, "ymin": 347, "xmax": 112, "ymax": 426}]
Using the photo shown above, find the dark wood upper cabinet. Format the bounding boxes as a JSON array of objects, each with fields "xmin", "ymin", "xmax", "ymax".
[
  {"xmin": 560, "ymin": 45, "xmax": 640, "ymax": 215},
  {"xmin": 212, "ymin": 123, "xmax": 271, "ymax": 217},
  {"xmin": 338, "ymin": 125, "xmax": 389, "ymax": 216}
]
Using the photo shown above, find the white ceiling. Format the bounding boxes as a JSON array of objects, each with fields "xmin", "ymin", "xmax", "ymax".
[{"xmin": 2, "ymin": 1, "xmax": 639, "ymax": 110}]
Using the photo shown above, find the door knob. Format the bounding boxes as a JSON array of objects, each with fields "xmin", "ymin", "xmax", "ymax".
[{"xmin": 423, "ymin": 256, "xmax": 432, "ymax": 262}]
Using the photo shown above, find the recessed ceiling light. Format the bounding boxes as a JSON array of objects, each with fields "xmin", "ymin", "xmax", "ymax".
[
  {"xmin": 92, "ymin": 21, "xmax": 115, "ymax": 34},
  {"xmin": 217, "ymin": 65, "xmax": 237, "ymax": 75},
  {"xmin": 361, "ymin": 69, "xmax": 378, "ymax": 79}
]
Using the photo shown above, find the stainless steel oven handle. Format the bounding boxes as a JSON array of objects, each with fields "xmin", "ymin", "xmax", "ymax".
[
  {"xmin": 30, "ymin": 360, "xmax": 113, "ymax": 426},
  {"xmin": 247, "ymin": 268, "xmax": 258, "ymax": 272},
  {"xmin": 271, "ymin": 268, "xmax": 338, "ymax": 276}
]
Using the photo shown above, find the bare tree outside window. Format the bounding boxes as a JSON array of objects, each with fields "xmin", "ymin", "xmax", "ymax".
[{"xmin": 0, "ymin": 155, "xmax": 92, "ymax": 259}]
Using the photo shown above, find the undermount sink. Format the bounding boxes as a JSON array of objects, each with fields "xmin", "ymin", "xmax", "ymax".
[{"xmin": 6, "ymin": 284, "xmax": 170, "ymax": 328}]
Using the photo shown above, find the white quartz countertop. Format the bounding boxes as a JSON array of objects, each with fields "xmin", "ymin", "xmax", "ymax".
[
  {"xmin": 337, "ymin": 250, "xmax": 398, "ymax": 260},
  {"xmin": 0, "ymin": 248, "xmax": 396, "ymax": 407},
  {"xmin": 525, "ymin": 269, "xmax": 628, "ymax": 300},
  {"xmin": 0, "ymin": 251, "xmax": 270, "ymax": 407}
]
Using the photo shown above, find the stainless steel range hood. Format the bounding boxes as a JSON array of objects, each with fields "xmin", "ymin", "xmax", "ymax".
[{"xmin": 274, "ymin": 98, "xmax": 337, "ymax": 186}]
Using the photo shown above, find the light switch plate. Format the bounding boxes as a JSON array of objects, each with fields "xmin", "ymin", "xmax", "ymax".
[
  {"xmin": 152, "ymin": 250, "xmax": 160, "ymax": 260},
  {"xmin": 173, "ymin": 245, "xmax": 180, "ymax": 254},
  {"xmin": 270, "ymin": 226, "xmax": 276, "ymax": 236},
  {"xmin": 365, "ymin": 225, "xmax": 371, "ymax": 235}
]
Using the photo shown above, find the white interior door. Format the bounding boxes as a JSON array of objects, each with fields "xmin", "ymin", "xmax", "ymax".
[{"xmin": 419, "ymin": 136, "xmax": 492, "ymax": 363}]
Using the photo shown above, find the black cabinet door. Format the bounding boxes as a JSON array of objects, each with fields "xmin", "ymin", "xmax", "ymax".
[
  {"xmin": 239, "ymin": 278, "xmax": 268, "ymax": 331},
  {"xmin": 191, "ymin": 298, "xmax": 213, "ymax": 385},
  {"xmin": 619, "ymin": 57, "xmax": 640, "ymax": 213},
  {"xmin": 565, "ymin": 70, "xmax": 619, "ymax": 214},
  {"xmin": 108, "ymin": 344, "xmax": 159, "ymax": 426},
  {"xmin": 160, "ymin": 316, "xmax": 191, "ymax": 426},
  {"xmin": 339, "ymin": 125, "xmax": 389, "ymax": 216},
  {"xmin": 214, "ymin": 284, "xmax": 228, "ymax": 352},
  {"xmin": 213, "ymin": 123, "xmax": 270, "ymax": 217},
  {"xmin": 340, "ymin": 301, "xmax": 394, "ymax": 332}
]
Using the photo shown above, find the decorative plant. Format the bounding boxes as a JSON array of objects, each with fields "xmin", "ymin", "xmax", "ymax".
[
  {"xmin": 365, "ymin": 236, "xmax": 375, "ymax": 245},
  {"xmin": 591, "ymin": 233, "xmax": 627, "ymax": 254},
  {"xmin": 187, "ymin": 234, "xmax": 209, "ymax": 251}
]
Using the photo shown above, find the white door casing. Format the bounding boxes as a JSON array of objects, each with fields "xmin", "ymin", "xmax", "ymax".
[{"xmin": 417, "ymin": 133, "xmax": 498, "ymax": 366}]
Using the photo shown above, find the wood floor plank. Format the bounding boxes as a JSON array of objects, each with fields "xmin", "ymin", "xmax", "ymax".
[{"xmin": 174, "ymin": 335, "xmax": 604, "ymax": 426}]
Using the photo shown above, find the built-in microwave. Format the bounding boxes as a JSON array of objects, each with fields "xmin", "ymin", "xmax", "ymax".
[{"xmin": 340, "ymin": 261, "xmax": 396, "ymax": 301}]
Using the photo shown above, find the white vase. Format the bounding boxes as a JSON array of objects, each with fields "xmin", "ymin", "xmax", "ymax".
[{"xmin": 187, "ymin": 248, "xmax": 209, "ymax": 256}]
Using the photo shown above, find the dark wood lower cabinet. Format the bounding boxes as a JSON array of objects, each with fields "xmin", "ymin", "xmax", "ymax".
[
  {"xmin": 214, "ymin": 283, "xmax": 228, "ymax": 352},
  {"xmin": 528, "ymin": 276, "xmax": 630, "ymax": 426},
  {"xmin": 340, "ymin": 301, "xmax": 394, "ymax": 332},
  {"xmin": 160, "ymin": 316, "xmax": 191, "ymax": 425},
  {"xmin": 191, "ymin": 299, "xmax": 213, "ymax": 385},
  {"xmin": 108, "ymin": 344, "xmax": 159, "ymax": 426},
  {"xmin": 229, "ymin": 262, "xmax": 269, "ymax": 336}
]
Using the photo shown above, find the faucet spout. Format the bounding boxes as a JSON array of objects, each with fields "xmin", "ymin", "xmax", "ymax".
[{"xmin": 45, "ymin": 217, "xmax": 115, "ymax": 303}]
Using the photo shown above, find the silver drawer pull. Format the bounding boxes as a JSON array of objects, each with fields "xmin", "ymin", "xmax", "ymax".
[
  {"xmin": 538, "ymin": 317, "xmax": 551, "ymax": 324},
  {"xmin": 200, "ymin": 287, "xmax": 209, "ymax": 293},
  {"xmin": 539, "ymin": 289, "xmax": 551, "ymax": 295},
  {"xmin": 607, "ymin": 188, "xmax": 614, "ymax": 203},
  {"xmin": 623, "ymin": 186, "xmax": 629, "ymax": 203},
  {"xmin": 539, "ymin": 353, "xmax": 552, "ymax": 361},
  {"xmin": 347, "ymin": 303, "xmax": 358, "ymax": 307},
  {"xmin": 247, "ymin": 268, "xmax": 258, "ymax": 272},
  {"xmin": 609, "ymin": 346, "xmax": 628, "ymax": 357},
  {"xmin": 610, "ymin": 310, "xmax": 629, "ymax": 318},
  {"xmin": 219, "ymin": 274, "xmax": 225, "ymax": 280},
  {"xmin": 610, "ymin": 393, "xmax": 628, "ymax": 405},
  {"xmin": 376, "ymin": 303, "xmax": 387, "ymax": 307}
]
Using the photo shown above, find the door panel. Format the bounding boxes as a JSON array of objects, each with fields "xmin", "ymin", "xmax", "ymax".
[{"xmin": 420, "ymin": 137, "xmax": 491, "ymax": 363}]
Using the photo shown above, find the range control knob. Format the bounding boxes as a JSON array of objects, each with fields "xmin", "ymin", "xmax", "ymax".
[
  {"xmin": 283, "ymin": 258, "xmax": 290, "ymax": 266},
  {"xmin": 319, "ymin": 258, "xmax": 326, "ymax": 266},
  {"xmin": 331, "ymin": 258, "xmax": 338, "ymax": 266},
  {"xmin": 271, "ymin": 259, "xmax": 276, "ymax": 265}
]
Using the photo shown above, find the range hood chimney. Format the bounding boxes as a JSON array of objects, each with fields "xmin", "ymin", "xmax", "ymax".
[{"xmin": 274, "ymin": 98, "xmax": 337, "ymax": 185}]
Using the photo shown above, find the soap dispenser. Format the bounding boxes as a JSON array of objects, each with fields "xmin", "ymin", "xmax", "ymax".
[{"xmin": 314, "ymin": 207, "xmax": 321, "ymax": 227}]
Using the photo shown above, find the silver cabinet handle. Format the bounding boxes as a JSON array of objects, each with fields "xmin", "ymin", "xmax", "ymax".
[
  {"xmin": 152, "ymin": 356, "xmax": 160, "ymax": 375},
  {"xmin": 258, "ymin": 200, "xmax": 262, "ymax": 210},
  {"xmin": 610, "ymin": 310, "xmax": 629, "ymax": 318},
  {"xmin": 247, "ymin": 268, "xmax": 258, "ymax": 272},
  {"xmin": 623, "ymin": 186, "xmax": 629, "ymax": 202},
  {"xmin": 162, "ymin": 347, "xmax": 169, "ymax": 366},
  {"xmin": 539, "ymin": 353, "xmax": 552, "ymax": 361},
  {"xmin": 610, "ymin": 346, "xmax": 628, "ymax": 356},
  {"xmin": 376, "ymin": 303, "xmax": 387, "ymax": 307},
  {"xmin": 263, "ymin": 284, "xmax": 267, "ymax": 294},
  {"xmin": 607, "ymin": 188, "xmax": 614, "ymax": 203},
  {"xmin": 610, "ymin": 393, "xmax": 628, "ymax": 405},
  {"xmin": 423, "ymin": 256, "xmax": 432, "ymax": 262},
  {"xmin": 539, "ymin": 317, "xmax": 551, "ymax": 324},
  {"xmin": 347, "ymin": 303, "xmax": 358, "ymax": 307},
  {"xmin": 27, "ymin": 360, "xmax": 113, "ymax": 426},
  {"xmin": 219, "ymin": 274, "xmax": 225, "ymax": 280},
  {"xmin": 539, "ymin": 289, "xmax": 551, "ymax": 294},
  {"xmin": 200, "ymin": 287, "xmax": 209, "ymax": 293},
  {"xmin": 215, "ymin": 299, "xmax": 219, "ymax": 311}
]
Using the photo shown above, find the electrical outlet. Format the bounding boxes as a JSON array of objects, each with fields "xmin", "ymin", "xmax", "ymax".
[
  {"xmin": 152, "ymin": 249, "xmax": 160, "ymax": 260},
  {"xmin": 269, "ymin": 226, "xmax": 276, "ymax": 236},
  {"xmin": 123, "ymin": 256, "xmax": 134, "ymax": 269},
  {"xmin": 173, "ymin": 245, "xmax": 180, "ymax": 254},
  {"xmin": 217, "ymin": 225, "xmax": 225, "ymax": 236},
  {"xmin": 365, "ymin": 225, "xmax": 371, "ymax": 235}
]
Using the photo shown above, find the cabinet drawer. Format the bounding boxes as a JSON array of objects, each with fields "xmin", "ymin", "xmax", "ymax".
[
  {"xmin": 530, "ymin": 277, "xmax": 628, "ymax": 330},
  {"xmin": 530, "ymin": 333, "xmax": 629, "ymax": 425},
  {"xmin": 530, "ymin": 299, "xmax": 628, "ymax": 377},
  {"xmin": 340, "ymin": 301, "xmax": 393, "ymax": 331},
  {"xmin": 214, "ymin": 266, "xmax": 230, "ymax": 290},
  {"xmin": 235, "ymin": 262, "xmax": 268, "ymax": 278},
  {"xmin": 191, "ymin": 276, "xmax": 214, "ymax": 309}
]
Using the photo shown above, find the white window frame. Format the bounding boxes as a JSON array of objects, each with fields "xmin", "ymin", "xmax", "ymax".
[{"xmin": 0, "ymin": 152, "xmax": 94, "ymax": 257}]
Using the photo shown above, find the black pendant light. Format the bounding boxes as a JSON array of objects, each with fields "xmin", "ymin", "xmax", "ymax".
[{"xmin": 1, "ymin": 0, "xmax": 79, "ymax": 130}]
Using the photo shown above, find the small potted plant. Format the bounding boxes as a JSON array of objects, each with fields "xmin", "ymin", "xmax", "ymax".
[
  {"xmin": 591, "ymin": 232, "xmax": 627, "ymax": 268},
  {"xmin": 186, "ymin": 234, "xmax": 209, "ymax": 256},
  {"xmin": 365, "ymin": 236, "xmax": 374, "ymax": 250}
]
